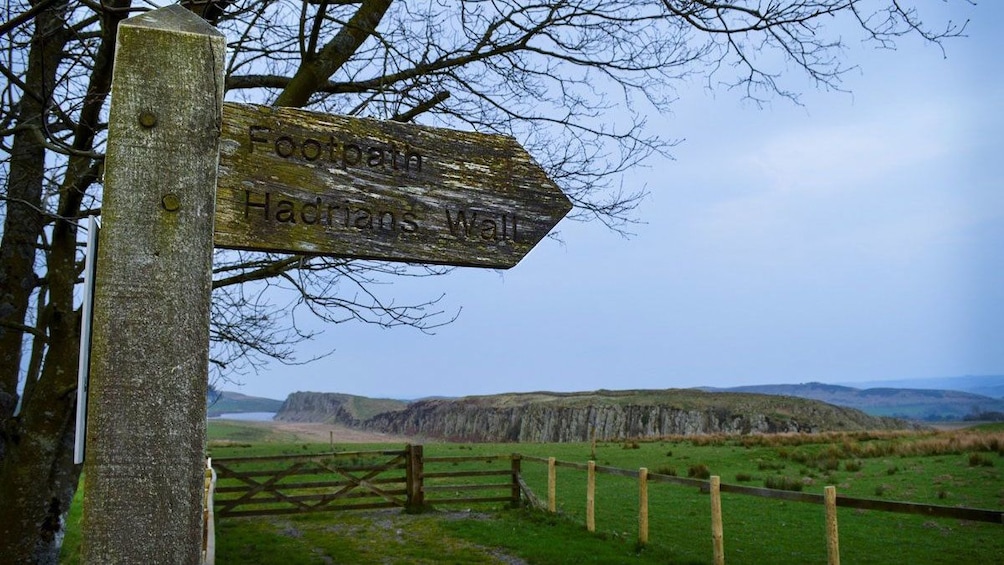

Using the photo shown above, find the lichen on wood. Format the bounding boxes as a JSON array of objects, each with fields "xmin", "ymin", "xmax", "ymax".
[{"xmin": 215, "ymin": 103, "xmax": 572, "ymax": 269}]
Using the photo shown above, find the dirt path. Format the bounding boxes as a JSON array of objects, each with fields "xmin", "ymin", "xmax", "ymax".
[
  {"xmin": 214, "ymin": 418, "xmax": 414, "ymax": 444},
  {"xmin": 270, "ymin": 421, "xmax": 413, "ymax": 443}
]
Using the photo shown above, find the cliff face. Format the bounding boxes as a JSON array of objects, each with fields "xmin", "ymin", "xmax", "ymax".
[
  {"xmin": 361, "ymin": 390, "xmax": 915, "ymax": 442},
  {"xmin": 275, "ymin": 392, "xmax": 360, "ymax": 425},
  {"xmin": 274, "ymin": 392, "xmax": 408, "ymax": 425}
]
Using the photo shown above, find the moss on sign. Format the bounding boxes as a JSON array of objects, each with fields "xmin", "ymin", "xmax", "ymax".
[{"xmin": 215, "ymin": 103, "xmax": 572, "ymax": 269}]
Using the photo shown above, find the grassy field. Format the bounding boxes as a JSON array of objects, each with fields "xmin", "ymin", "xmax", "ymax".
[{"xmin": 60, "ymin": 422, "xmax": 1003, "ymax": 564}]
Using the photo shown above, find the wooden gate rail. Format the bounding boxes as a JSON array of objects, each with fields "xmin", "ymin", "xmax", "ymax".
[
  {"xmin": 420, "ymin": 453, "xmax": 522, "ymax": 507},
  {"xmin": 213, "ymin": 449, "xmax": 408, "ymax": 518},
  {"xmin": 212, "ymin": 447, "xmax": 526, "ymax": 518}
]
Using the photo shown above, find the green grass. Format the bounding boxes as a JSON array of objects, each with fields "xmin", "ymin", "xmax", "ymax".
[
  {"xmin": 59, "ymin": 423, "xmax": 1004, "ymax": 564},
  {"xmin": 216, "ymin": 511, "xmax": 524, "ymax": 564},
  {"xmin": 520, "ymin": 436, "xmax": 1003, "ymax": 564},
  {"xmin": 59, "ymin": 480, "xmax": 84, "ymax": 565},
  {"xmin": 206, "ymin": 420, "xmax": 302, "ymax": 445}
]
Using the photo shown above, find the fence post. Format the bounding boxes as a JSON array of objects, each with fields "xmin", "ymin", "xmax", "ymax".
[
  {"xmin": 202, "ymin": 460, "xmax": 217, "ymax": 565},
  {"xmin": 511, "ymin": 454, "xmax": 522, "ymax": 508},
  {"xmin": 548, "ymin": 456, "xmax": 557, "ymax": 513},
  {"xmin": 80, "ymin": 6, "xmax": 223, "ymax": 563},
  {"xmin": 711, "ymin": 476, "xmax": 724, "ymax": 565},
  {"xmin": 825, "ymin": 485, "xmax": 840, "ymax": 565},
  {"xmin": 406, "ymin": 444, "xmax": 425, "ymax": 512},
  {"xmin": 587, "ymin": 460, "xmax": 596, "ymax": 532},
  {"xmin": 639, "ymin": 467, "xmax": 649, "ymax": 545}
]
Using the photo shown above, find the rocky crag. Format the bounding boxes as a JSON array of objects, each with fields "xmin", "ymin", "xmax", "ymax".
[
  {"xmin": 274, "ymin": 392, "xmax": 408, "ymax": 425},
  {"xmin": 277, "ymin": 389, "xmax": 919, "ymax": 442}
]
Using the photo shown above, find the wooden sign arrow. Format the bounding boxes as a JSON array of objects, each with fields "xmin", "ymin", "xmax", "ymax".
[{"xmin": 214, "ymin": 103, "xmax": 573, "ymax": 269}]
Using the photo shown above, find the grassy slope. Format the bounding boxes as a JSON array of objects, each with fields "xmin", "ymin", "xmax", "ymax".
[{"xmin": 342, "ymin": 395, "xmax": 409, "ymax": 421}]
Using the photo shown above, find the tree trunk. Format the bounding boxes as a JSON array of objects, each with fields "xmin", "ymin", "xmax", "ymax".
[
  {"xmin": 0, "ymin": 335, "xmax": 81, "ymax": 565},
  {"xmin": 0, "ymin": 197, "xmax": 82, "ymax": 563},
  {"xmin": 0, "ymin": 4, "xmax": 67, "ymax": 448},
  {"xmin": 0, "ymin": 4, "xmax": 82, "ymax": 564}
]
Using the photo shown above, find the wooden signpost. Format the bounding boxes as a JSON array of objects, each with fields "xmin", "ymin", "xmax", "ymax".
[
  {"xmin": 82, "ymin": 6, "xmax": 223, "ymax": 564},
  {"xmin": 215, "ymin": 103, "xmax": 571, "ymax": 268},
  {"xmin": 81, "ymin": 5, "xmax": 571, "ymax": 564}
]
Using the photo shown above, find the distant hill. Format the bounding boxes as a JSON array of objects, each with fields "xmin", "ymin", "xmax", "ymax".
[
  {"xmin": 836, "ymin": 375, "xmax": 1004, "ymax": 399},
  {"xmin": 206, "ymin": 391, "xmax": 284, "ymax": 417},
  {"xmin": 702, "ymin": 381, "xmax": 1004, "ymax": 421},
  {"xmin": 279, "ymin": 388, "xmax": 918, "ymax": 442}
]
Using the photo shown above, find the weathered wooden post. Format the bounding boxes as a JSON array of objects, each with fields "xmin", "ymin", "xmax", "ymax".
[
  {"xmin": 638, "ymin": 467, "xmax": 649, "ymax": 545},
  {"xmin": 81, "ymin": 6, "xmax": 224, "ymax": 563},
  {"xmin": 547, "ymin": 456, "xmax": 557, "ymax": 512},
  {"xmin": 825, "ymin": 485, "xmax": 840, "ymax": 565},
  {"xmin": 510, "ymin": 453, "xmax": 522, "ymax": 508},
  {"xmin": 710, "ymin": 476, "xmax": 724, "ymax": 565},
  {"xmin": 405, "ymin": 444, "xmax": 425, "ymax": 512},
  {"xmin": 586, "ymin": 460, "xmax": 596, "ymax": 532}
]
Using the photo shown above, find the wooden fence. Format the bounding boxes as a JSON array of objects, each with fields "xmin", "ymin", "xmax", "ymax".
[
  {"xmin": 211, "ymin": 445, "xmax": 525, "ymax": 518},
  {"xmin": 211, "ymin": 448, "xmax": 1001, "ymax": 563},
  {"xmin": 522, "ymin": 456, "xmax": 1003, "ymax": 565}
]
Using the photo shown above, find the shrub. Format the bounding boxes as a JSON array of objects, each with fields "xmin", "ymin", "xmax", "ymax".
[
  {"xmin": 654, "ymin": 465, "xmax": 678, "ymax": 477},
  {"xmin": 844, "ymin": 460, "xmax": 862, "ymax": 472},
  {"xmin": 757, "ymin": 460, "xmax": 785, "ymax": 471},
  {"xmin": 790, "ymin": 451, "xmax": 812, "ymax": 465},
  {"xmin": 764, "ymin": 476, "xmax": 803, "ymax": 492},
  {"xmin": 688, "ymin": 463, "xmax": 711, "ymax": 480},
  {"xmin": 968, "ymin": 453, "xmax": 994, "ymax": 467},
  {"xmin": 819, "ymin": 458, "xmax": 840, "ymax": 472}
]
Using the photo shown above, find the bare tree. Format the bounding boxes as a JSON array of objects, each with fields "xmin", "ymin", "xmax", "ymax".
[{"xmin": 0, "ymin": 0, "xmax": 969, "ymax": 561}]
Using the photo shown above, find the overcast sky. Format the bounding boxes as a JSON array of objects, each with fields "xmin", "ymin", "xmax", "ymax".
[{"xmin": 226, "ymin": 2, "xmax": 1003, "ymax": 401}]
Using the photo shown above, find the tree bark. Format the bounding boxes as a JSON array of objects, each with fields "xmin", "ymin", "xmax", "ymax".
[
  {"xmin": 0, "ymin": 323, "xmax": 81, "ymax": 565},
  {"xmin": 0, "ymin": 1, "xmax": 123, "ymax": 561},
  {"xmin": 0, "ymin": 0, "xmax": 68, "ymax": 446},
  {"xmin": 0, "ymin": 6, "xmax": 76, "ymax": 563},
  {"xmin": 273, "ymin": 0, "xmax": 392, "ymax": 108}
]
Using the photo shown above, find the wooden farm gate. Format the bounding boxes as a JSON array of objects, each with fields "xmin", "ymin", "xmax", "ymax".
[
  {"xmin": 211, "ymin": 445, "xmax": 528, "ymax": 519},
  {"xmin": 212, "ymin": 448, "xmax": 414, "ymax": 518}
]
